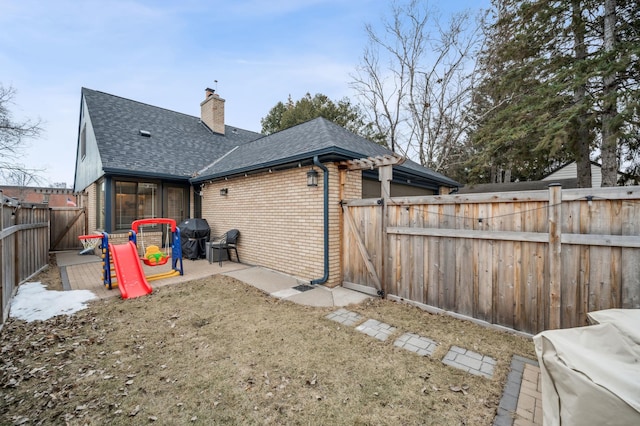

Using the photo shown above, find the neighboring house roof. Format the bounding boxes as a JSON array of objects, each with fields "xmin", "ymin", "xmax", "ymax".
[
  {"xmin": 192, "ymin": 117, "xmax": 459, "ymax": 188},
  {"xmin": 459, "ymin": 160, "xmax": 639, "ymax": 194},
  {"xmin": 81, "ymin": 88, "xmax": 458, "ymax": 189},
  {"xmin": 82, "ymin": 88, "xmax": 261, "ymax": 180},
  {"xmin": 457, "ymin": 178, "xmax": 578, "ymax": 194}
]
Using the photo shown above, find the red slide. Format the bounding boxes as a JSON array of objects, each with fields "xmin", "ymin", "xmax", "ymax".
[{"xmin": 109, "ymin": 242, "xmax": 153, "ymax": 299}]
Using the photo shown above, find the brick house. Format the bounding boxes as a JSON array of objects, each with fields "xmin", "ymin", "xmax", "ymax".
[
  {"xmin": 0, "ymin": 185, "xmax": 77, "ymax": 207},
  {"xmin": 73, "ymin": 87, "xmax": 458, "ymax": 286}
]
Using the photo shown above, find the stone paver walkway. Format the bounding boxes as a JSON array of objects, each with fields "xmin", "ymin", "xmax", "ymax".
[
  {"xmin": 326, "ymin": 309, "xmax": 496, "ymax": 378},
  {"xmin": 326, "ymin": 308, "xmax": 542, "ymax": 426}
]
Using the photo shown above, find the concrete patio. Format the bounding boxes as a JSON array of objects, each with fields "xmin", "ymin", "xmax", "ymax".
[{"xmin": 56, "ymin": 251, "xmax": 372, "ymax": 307}]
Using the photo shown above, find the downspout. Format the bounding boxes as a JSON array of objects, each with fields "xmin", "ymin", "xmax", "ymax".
[{"xmin": 310, "ymin": 156, "xmax": 329, "ymax": 285}]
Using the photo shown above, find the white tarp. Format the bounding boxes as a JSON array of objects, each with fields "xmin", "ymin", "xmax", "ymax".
[{"xmin": 534, "ymin": 309, "xmax": 640, "ymax": 426}]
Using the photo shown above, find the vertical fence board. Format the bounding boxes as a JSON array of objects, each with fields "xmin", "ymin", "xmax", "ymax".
[
  {"xmin": 475, "ymin": 204, "xmax": 493, "ymax": 323},
  {"xmin": 609, "ymin": 201, "xmax": 623, "ymax": 308},
  {"xmin": 456, "ymin": 203, "xmax": 474, "ymax": 317},
  {"xmin": 561, "ymin": 201, "xmax": 581, "ymax": 328},
  {"xmin": 425, "ymin": 205, "xmax": 440, "ymax": 306},
  {"xmin": 588, "ymin": 199, "xmax": 608, "ymax": 312},
  {"xmin": 621, "ymin": 201, "xmax": 640, "ymax": 308},
  {"xmin": 398, "ymin": 206, "xmax": 411, "ymax": 299},
  {"xmin": 411, "ymin": 206, "xmax": 425, "ymax": 303},
  {"xmin": 441, "ymin": 204, "xmax": 456, "ymax": 311},
  {"xmin": 512, "ymin": 203, "xmax": 524, "ymax": 331}
]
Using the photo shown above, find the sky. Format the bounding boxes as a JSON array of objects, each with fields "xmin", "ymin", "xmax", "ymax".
[{"xmin": 1, "ymin": 0, "xmax": 488, "ymax": 187}]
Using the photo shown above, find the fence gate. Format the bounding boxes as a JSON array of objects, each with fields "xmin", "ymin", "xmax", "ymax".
[
  {"xmin": 342, "ymin": 201, "xmax": 383, "ymax": 296},
  {"xmin": 340, "ymin": 154, "xmax": 405, "ymax": 297},
  {"xmin": 50, "ymin": 207, "xmax": 86, "ymax": 251}
]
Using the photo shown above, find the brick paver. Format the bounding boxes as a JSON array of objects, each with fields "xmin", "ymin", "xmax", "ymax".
[
  {"xmin": 494, "ymin": 356, "xmax": 542, "ymax": 426},
  {"xmin": 393, "ymin": 333, "xmax": 437, "ymax": 357},
  {"xmin": 325, "ymin": 308, "xmax": 363, "ymax": 326},
  {"xmin": 513, "ymin": 363, "xmax": 543, "ymax": 425},
  {"xmin": 355, "ymin": 319, "xmax": 397, "ymax": 341},
  {"xmin": 442, "ymin": 345, "xmax": 496, "ymax": 378}
]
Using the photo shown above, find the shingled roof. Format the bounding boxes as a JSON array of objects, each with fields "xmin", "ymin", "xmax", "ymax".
[
  {"xmin": 82, "ymin": 88, "xmax": 261, "ymax": 180},
  {"xmin": 192, "ymin": 117, "xmax": 459, "ymax": 188},
  {"xmin": 82, "ymin": 88, "xmax": 458, "ymax": 189}
]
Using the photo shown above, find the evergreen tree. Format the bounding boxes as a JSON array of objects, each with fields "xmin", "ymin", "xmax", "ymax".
[
  {"xmin": 260, "ymin": 93, "xmax": 385, "ymax": 144},
  {"xmin": 467, "ymin": 0, "xmax": 639, "ymax": 186}
]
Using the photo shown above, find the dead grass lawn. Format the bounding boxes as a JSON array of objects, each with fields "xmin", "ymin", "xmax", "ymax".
[{"xmin": 1, "ymin": 264, "xmax": 535, "ymax": 425}]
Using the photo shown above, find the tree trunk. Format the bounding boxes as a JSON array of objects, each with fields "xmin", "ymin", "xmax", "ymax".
[
  {"xmin": 571, "ymin": 0, "xmax": 592, "ymax": 188},
  {"xmin": 601, "ymin": 0, "xmax": 618, "ymax": 186}
]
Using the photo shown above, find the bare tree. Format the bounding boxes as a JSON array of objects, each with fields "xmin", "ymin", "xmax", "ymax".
[
  {"xmin": 351, "ymin": 0, "xmax": 481, "ymax": 172},
  {"xmin": 0, "ymin": 84, "xmax": 43, "ymax": 183},
  {"xmin": 4, "ymin": 169, "xmax": 42, "ymax": 187}
]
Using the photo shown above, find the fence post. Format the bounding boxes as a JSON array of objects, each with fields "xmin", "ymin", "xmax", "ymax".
[
  {"xmin": 548, "ymin": 184, "xmax": 562, "ymax": 329},
  {"xmin": 380, "ymin": 165, "xmax": 393, "ymax": 298}
]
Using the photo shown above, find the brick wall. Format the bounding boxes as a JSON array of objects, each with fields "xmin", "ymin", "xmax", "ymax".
[
  {"xmin": 200, "ymin": 93, "xmax": 225, "ymax": 135},
  {"xmin": 0, "ymin": 186, "xmax": 77, "ymax": 207},
  {"xmin": 86, "ymin": 182, "xmax": 97, "ymax": 233},
  {"xmin": 201, "ymin": 164, "xmax": 362, "ymax": 287}
]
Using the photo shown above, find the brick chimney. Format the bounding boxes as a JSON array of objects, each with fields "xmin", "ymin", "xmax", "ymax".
[{"xmin": 200, "ymin": 87, "xmax": 225, "ymax": 135}]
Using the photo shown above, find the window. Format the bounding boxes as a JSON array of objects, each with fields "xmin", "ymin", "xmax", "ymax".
[
  {"xmin": 80, "ymin": 124, "xmax": 86, "ymax": 160},
  {"xmin": 96, "ymin": 179, "xmax": 105, "ymax": 230},
  {"xmin": 167, "ymin": 187, "xmax": 187, "ymax": 224},
  {"xmin": 114, "ymin": 181, "xmax": 158, "ymax": 230}
]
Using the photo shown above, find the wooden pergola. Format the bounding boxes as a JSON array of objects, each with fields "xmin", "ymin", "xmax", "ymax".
[{"xmin": 338, "ymin": 153, "xmax": 406, "ymax": 297}]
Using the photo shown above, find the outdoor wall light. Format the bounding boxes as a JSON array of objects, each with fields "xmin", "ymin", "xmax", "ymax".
[
  {"xmin": 220, "ymin": 188, "xmax": 228, "ymax": 196},
  {"xmin": 307, "ymin": 167, "xmax": 318, "ymax": 187}
]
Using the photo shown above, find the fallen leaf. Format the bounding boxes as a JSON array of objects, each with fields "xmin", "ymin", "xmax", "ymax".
[
  {"xmin": 306, "ymin": 374, "xmax": 317, "ymax": 386},
  {"xmin": 450, "ymin": 385, "xmax": 468, "ymax": 395}
]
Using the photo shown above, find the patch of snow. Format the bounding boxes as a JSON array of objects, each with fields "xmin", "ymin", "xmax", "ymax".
[{"xmin": 10, "ymin": 282, "xmax": 97, "ymax": 322}]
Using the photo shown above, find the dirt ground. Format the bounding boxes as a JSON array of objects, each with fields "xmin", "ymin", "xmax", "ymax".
[{"xmin": 1, "ymin": 260, "xmax": 536, "ymax": 425}]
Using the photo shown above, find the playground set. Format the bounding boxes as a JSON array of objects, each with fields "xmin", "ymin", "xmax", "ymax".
[{"xmin": 78, "ymin": 218, "xmax": 184, "ymax": 299}]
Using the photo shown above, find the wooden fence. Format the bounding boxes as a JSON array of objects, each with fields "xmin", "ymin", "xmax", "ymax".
[
  {"xmin": 50, "ymin": 207, "xmax": 86, "ymax": 251},
  {"xmin": 342, "ymin": 185, "xmax": 640, "ymax": 335},
  {"xmin": 0, "ymin": 200, "xmax": 50, "ymax": 323}
]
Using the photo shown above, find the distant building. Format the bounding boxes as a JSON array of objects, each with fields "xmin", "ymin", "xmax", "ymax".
[
  {"xmin": 0, "ymin": 185, "xmax": 78, "ymax": 207},
  {"xmin": 459, "ymin": 161, "xmax": 636, "ymax": 194}
]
